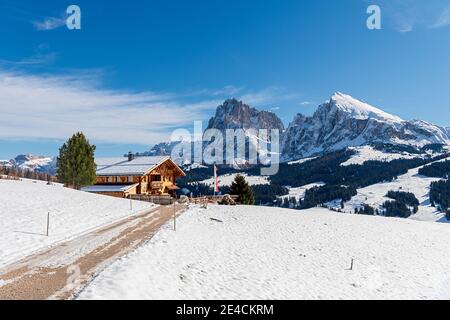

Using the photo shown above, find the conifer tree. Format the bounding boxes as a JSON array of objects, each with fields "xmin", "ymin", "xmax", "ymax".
[
  {"xmin": 57, "ymin": 132, "xmax": 97, "ymax": 189},
  {"xmin": 229, "ymin": 174, "xmax": 255, "ymax": 205}
]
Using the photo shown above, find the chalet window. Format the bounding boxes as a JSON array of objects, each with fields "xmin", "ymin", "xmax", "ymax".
[{"xmin": 151, "ymin": 175, "xmax": 161, "ymax": 182}]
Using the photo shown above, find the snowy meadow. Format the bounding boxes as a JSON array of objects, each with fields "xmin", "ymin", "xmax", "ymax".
[{"xmin": 78, "ymin": 205, "xmax": 450, "ymax": 300}]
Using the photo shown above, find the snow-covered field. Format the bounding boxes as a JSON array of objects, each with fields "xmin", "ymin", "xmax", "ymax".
[
  {"xmin": 341, "ymin": 146, "xmax": 419, "ymax": 166},
  {"xmin": 200, "ymin": 173, "xmax": 269, "ymax": 187},
  {"xmin": 78, "ymin": 205, "xmax": 450, "ymax": 300},
  {"xmin": 0, "ymin": 179, "xmax": 155, "ymax": 268},
  {"xmin": 344, "ymin": 160, "xmax": 449, "ymax": 222},
  {"xmin": 282, "ymin": 182, "xmax": 325, "ymax": 201}
]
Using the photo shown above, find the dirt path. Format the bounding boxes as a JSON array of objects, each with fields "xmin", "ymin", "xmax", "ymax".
[{"xmin": 0, "ymin": 204, "xmax": 186, "ymax": 300}]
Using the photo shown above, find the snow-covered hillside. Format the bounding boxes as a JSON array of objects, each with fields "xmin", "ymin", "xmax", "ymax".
[
  {"xmin": 0, "ymin": 154, "xmax": 56, "ymax": 174},
  {"xmin": 14, "ymin": 154, "xmax": 55, "ymax": 172},
  {"xmin": 343, "ymin": 159, "xmax": 449, "ymax": 222},
  {"xmin": 341, "ymin": 146, "xmax": 419, "ymax": 166},
  {"xmin": 0, "ymin": 179, "xmax": 154, "ymax": 268},
  {"xmin": 78, "ymin": 205, "xmax": 450, "ymax": 300},
  {"xmin": 282, "ymin": 182, "xmax": 325, "ymax": 201}
]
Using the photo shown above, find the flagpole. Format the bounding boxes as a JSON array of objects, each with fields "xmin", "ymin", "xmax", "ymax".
[{"xmin": 213, "ymin": 163, "xmax": 216, "ymax": 198}]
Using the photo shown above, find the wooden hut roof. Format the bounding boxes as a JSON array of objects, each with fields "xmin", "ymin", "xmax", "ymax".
[{"xmin": 95, "ymin": 156, "xmax": 185, "ymax": 177}]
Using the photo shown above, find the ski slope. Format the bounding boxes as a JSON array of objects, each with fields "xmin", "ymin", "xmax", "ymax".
[
  {"xmin": 0, "ymin": 179, "xmax": 155, "ymax": 269},
  {"xmin": 78, "ymin": 205, "xmax": 450, "ymax": 300}
]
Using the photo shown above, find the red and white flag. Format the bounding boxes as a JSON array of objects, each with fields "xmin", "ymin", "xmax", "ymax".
[{"xmin": 214, "ymin": 164, "xmax": 220, "ymax": 194}]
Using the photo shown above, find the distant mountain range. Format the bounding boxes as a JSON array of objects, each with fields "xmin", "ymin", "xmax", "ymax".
[
  {"xmin": 7, "ymin": 92, "xmax": 450, "ymax": 174},
  {"xmin": 135, "ymin": 98, "xmax": 285, "ymax": 165},
  {"xmin": 281, "ymin": 92, "xmax": 450, "ymax": 161},
  {"xmin": 0, "ymin": 154, "xmax": 56, "ymax": 175},
  {"xmin": 144, "ymin": 92, "xmax": 450, "ymax": 163}
]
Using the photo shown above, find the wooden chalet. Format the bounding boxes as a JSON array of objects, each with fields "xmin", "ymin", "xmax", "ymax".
[{"xmin": 82, "ymin": 154, "xmax": 186, "ymax": 198}]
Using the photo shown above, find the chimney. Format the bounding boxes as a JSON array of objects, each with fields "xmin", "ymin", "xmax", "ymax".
[{"xmin": 128, "ymin": 152, "xmax": 135, "ymax": 162}]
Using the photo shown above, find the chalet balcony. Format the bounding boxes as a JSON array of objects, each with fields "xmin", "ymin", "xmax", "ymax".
[{"xmin": 150, "ymin": 181, "xmax": 164, "ymax": 189}]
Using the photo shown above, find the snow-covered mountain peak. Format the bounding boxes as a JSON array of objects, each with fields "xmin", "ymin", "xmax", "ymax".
[
  {"xmin": 281, "ymin": 92, "xmax": 450, "ymax": 161},
  {"xmin": 207, "ymin": 98, "xmax": 285, "ymax": 132},
  {"xmin": 0, "ymin": 154, "xmax": 56, "ymax": 174},
  {"xmin": 143, "ymin": 93, "xmax": 449, "ymax": 163},
  {"xmin": 329, "ymin": 92, "xmax": 403, "ymax": 123},
  {"xmin": 13, "ymin": 154, "xmax": 54, "ymax": 169}
]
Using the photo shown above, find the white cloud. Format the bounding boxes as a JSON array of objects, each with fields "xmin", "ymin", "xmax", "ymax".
[
  {"xmin": 396, "ymin": 21, "xmax": 414, "ymax": 33},
  {"xmin": 0, "ymin": 70, "xmax": 290, "ymax": 146},
  {"xmin": 375, "ymin": 0, "xmax": 450, "ymax": 32},
  {"xmin": 33, "ymin": 16, "xmax": 66, "ymax": 31},
  {"xmin": 19, "ymin": 53, "xmax": 56, "ymax": 65},
  {"xmin": 430, "ymin": 6, "xmax": 450, "ymax": 29},
  {"xmin": 0, "ymin": 53, "xmax": 56, "ymax": 66}
]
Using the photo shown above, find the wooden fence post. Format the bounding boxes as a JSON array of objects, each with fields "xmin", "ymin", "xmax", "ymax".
[
  {"xmin": 173, "ymin": 201, "xmax": 176, "ymax": 231},
  {"xmin": 348, "ymin": 258, "xmax": 354, "ymax": 271},
  {"xmin": 46, "ymin": 212, "xmax": 50, "ymax": 237}
]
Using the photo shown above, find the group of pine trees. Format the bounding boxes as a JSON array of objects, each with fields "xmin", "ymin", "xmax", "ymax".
[
  {"xmin": 355, "ymin": 204, "xmax": 376, "ymax": 216},
  {"xmin": 386, "ymin": 191, "xmax": 420, "ymax": 206},
  {"xmin": 300, "ymin": 185, "xmax": 357, "ymax": 209},
  {"xmin": 419, "ymin": 160, "xmax": 450, "ymax": 220},
  {"xmin": 430, "ymin": 180, "xmax": 450, "ymax": 213},
  {"xmin": 377, "ymin": 191, "xmax": 420, "ymax": 218},
  {"xmin": 274, "ymin": 196, "xmax": 299, "ymax": 209},
  {"xmin": 419, "ymin": 160, "xmax": 450, "ymax": 178},
  {"xmin": 380, "ymin": 191, "xmax": 415, "ymax": 218},
  {"xmin": 382, "ymin": 200, "xmax": 413, "ymax": 218}
]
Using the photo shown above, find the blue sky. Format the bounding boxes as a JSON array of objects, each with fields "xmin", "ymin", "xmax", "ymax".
[{"xmin": 1, "ymin": 0, "xmax": 450, "ymax": 159}]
